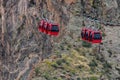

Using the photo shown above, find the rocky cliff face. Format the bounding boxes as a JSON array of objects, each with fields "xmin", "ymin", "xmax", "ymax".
[
  {"xmin": 81, "ymin": 0, "xmax": 120, "ymax": 26},
  {"xmin": 0, "ymin": 0, "xmax": 74, "ymax": 80},
  {"xmin": 0, "ymin": 0, "xmax": 120, "ymax": 80}
]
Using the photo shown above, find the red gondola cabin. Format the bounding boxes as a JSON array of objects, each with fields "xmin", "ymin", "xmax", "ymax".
[
  {"xmin": 38, "ymin": 19, "xmax": 46, "ymax": 32},
  {"xmin": 38, "ymin": 19, "xmax": 59, "ymax": 36},
  {"xmin": 81, "ymin": 27, "xmax": 102, "ymax": 44},
  {"xmin": 90, "ymin": 30, "xmax": 102, "ymax": 43},
  {"xmin": 81, "ymin": 27, "xmax": 88, "ymax": 41},
  {"xmin": 43, "ymin": 21, "xmax": 49, "ymax": 34},
  {"xmin": 86, "ymin": 29, "xmax": 93, "ymax": 42},
  {"xmin": 48, "ymin": 23, "xmax": 59, "ymax": 36}
]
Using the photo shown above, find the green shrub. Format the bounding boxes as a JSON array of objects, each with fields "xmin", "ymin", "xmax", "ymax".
[
  {"xmin": 107, "ymin": 49, "xmax": 112, "ymax": 54},
  {"xmin": 60, "ymin": 45, "xmax": 64, "ymax": 50},
  {"xmin": 82, "ymin": 78, "xmax": 88, "ymax": 80},
  {"xmin": 35, "ymin": 67, "xmax": 40, "ymax": 76},
  {"xmin": 68, "ymin": 44, "xmax": 71, "ymax": 48},
  {"xmin": 43, "ymin": 72, "xmax": 52, "ymax": 80},
  {"xmin": 56, "ymin": 59, "xmax": 63, "ymax": 65},
  {"xmin": 62, "ymin": 71, "xmax": 66, "ymax": 74},
  {"xmin": 53, "ymin": 77, "xmax": 57, "ymax": 80},
  {"xmin": 107, "ymin": 49, "xmax": 112, "ymax": 57},
  {"xmin": 89, "ymin": 76, "xmax": 98, "ymax": 80},
  {"xmin": 98, "ymin": 25, "xmax": 102, "ymax": 30},
  {"xmin": 82, "ymin": 41, "xmax": 92, "ymax": 48},
  {"xmin": 51, "ymin": 62, "xmax": 59, "ymax": 68},
  {"xmin": 103, "ymin": 61, "xmax": 112, "ymax": 69},
  {"xmin": 70, "ymin": 69, "xmax": 76, "ymax": 75},
  {"xmin": 102, "ymin": 32, "xmax": 106, "ymax": 37},
  {"xmin": 89, "ymin": 60, "xmax": 98, "ymax": 67},
  {"xmin": 77, "ymin": 77, "xmax": 81, "ymax": 80},
  {"xmin": 56, "ymin": 59, "xmax": 68, "ymax": 65},
  {"xmin": 103, "ymin": 61, "xmax": 112, "ymax": 73},
  {"xmin": 115, "ymin": 67, "xmax": 120, "ymax": 73}
]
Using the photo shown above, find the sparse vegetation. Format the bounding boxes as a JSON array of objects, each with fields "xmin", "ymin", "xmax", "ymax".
[
  {"xmin": 89, "ymin": 60, "xmax": 98, "ymax": 67},
  {"xmin": 89, "ymin": 76, "xmax": 98, "ymax": 80},
  {"xmin": 32, "ymin": 49, "xmax": 103, "ymax": 79},
  {"xmin": 35, "ymin": 67, "xmax": 40, "ymax": 76},
  {"xmin": 107, "ymin": 49, "xmax": 112, "ymax": 54},
  {"xmin": 103, "ymin": 61, "xmax": 112, "ymax": 69},
  {"xmin": 77, "ymin": 77, "xmax": 81, "ymax": 80},
  {"xmin": 115, "ymin": 67, "xmax": 120, "ymax": 74},
  {"xmin": 102, "ymin": 32, "xmax": 106, "ymax": 37}
]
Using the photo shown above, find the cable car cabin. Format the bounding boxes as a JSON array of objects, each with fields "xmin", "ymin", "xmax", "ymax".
[
  {"xmin": 81, "ymin": 28, "xmax": 102, "ymax": 44},
  {"xmin": 48, "ymin": 23, "xmax": 59, "ymax": 36},
  {"xmin": 90, "ymin": 31, "xmax": 102, "ymax": 43},
  {"xmin": 38, "ymin": 19, "xmax": 46, "ymax": 32},
  {"xmin": 81, "ymin": 27, "xmax": 88, "ymax": 40},
  {"xmin": 38, "ymin": 19, "xmax": 59, "ymax": 36},
  {"xmin": 86, "ymin": 29, "xmax": 93, "ymax": 42},
  {"xmin": 43, "ymin": 21, "xmax": 49, "ymax": 34}
]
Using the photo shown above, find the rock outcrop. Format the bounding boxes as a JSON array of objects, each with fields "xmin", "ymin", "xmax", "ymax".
[{"xmin": 0, "ymin": 0, "xmax": 71, "ymax": 80}]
